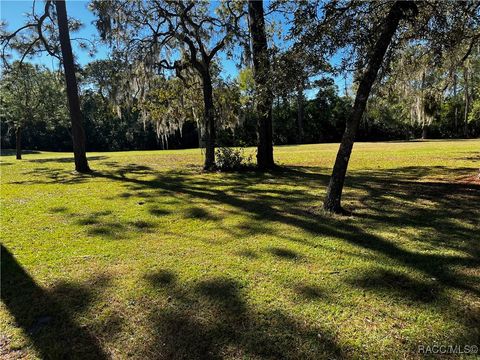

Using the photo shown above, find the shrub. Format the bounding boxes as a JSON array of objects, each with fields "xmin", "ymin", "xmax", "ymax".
[{"xmin": 215, "ymin": 147, "xmax": 252, "ymax": 171}]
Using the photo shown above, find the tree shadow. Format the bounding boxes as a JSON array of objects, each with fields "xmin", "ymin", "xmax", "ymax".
[
  {"xmin": 51, "ymin": 209, "xmax": 156, "ymax": 240},
  {"xmin": 267, "ymin": 246, "xmax": 302, "ymax": 260},
  {"xmin": 0, "ymin": 149, "xmax": 41, "ymax": 156},
  {"xmin": 27, "ymin": 156, "xmax": 107, "ymax": 163},
  {"xmin": 0, "ymin": 245, "xmax": 111, "ymax": 359},
  {"xmin": 87, "ymin": 163, "xmax": 478, "ymax": 286},
  {"xmin": 455, "ymin": 151, "xmax": 480, "ymax": 161},
  {"xmin": 6, "ymin": 159, "xmax": 479, "ymax": 355},
  {"xmin": 346, "ymin": 268, "xmax": 440, "ymax": 304},
  {"xmin": 148, "ymin": 207, "xmax": 171, "ymax": 216},
  {"xmin": 85, "ymin": 162, "xmax": 479, "ymax": 346},
  {"xmin": 234, "ymin": 249, "xmax": 259, "ymax": 259},
  {"xmin": 142, "ymin": 270, "xmax": 345, "ymax": 359},
  {"xmin": 349, "ymin": 168, "xmax": 480, "ymax": 259},
  {"xmin": 9, "ymin": 167, "xmax": 95, "ymax": 185},
  {"xmin": 49, "ymin": 206, "xmax": 69, "ymax": 213},
  {"xmin": 294, "ymin": 284, "xmax": 326, "ymax": 301},
  {"xmin": 184, "ymin": 207, "xmax": 219, "ymax": 220}
]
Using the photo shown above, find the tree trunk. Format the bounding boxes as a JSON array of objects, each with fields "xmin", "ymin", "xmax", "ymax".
[
  {"xmin": 463, "ymin": 66, "xmax": 469, "ymax": 138},
  {"xmin": 420, "ymin": 70, "xmax": 427, "ymax": 139},
  {"xmin": 55, "ymin": 0, "xmax": 90, "ymax": 173},
  {"xmin": 248, "ymin": 0, "xmax": 274, "ymax": 169},
  {"xmin": 453, "ymin": 73, "xmax": 458, "ymax": 135},
  {"xmin": 192, "ymin": 107, "xmax": 204, "ymax": 149},
  {"xmin": 197, "ymin": 122, "xmax": 205, "ymax": 149},
  {"xmin": 15, "ymin": 126, "xmax": 22, "ymax": 160},
  {"xmin": 296, "ymin": 82, "xmax": 305, "ymax": 144},
  {"xmin": 323, "ymin": 1, "xmax": 416, "ymax": 213},
  {"xmin": 202, "ymin": 71, "xmax": 216, "ymax": 170},
  {"xmin": 421, "ymin": 124, "xmax": 428, "ymax": 139}
]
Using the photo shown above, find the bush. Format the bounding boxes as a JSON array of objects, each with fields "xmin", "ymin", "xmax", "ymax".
[{"xmin": 215, "ymin": 147, "xmax": 252, "ymax": 171}]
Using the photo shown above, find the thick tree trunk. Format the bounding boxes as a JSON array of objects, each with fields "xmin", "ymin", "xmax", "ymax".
[
  {"xmin": 15, "ymin": 126, "xmax": 22, "ymax": 160},
  {"xmin": 248, "ymin": 0, "xmax": 274, "ymax": 169},
  {"xmin": 55, "ymin": 0, "xmax": 90, "ymax": 173},
  {"xmin": 202, "ymin": 72, "xmax": 216, "ymax": 170},
  {"xmin": 324, "ymin": 1, "xmax": 416, "ymax": 213},
  {"xmin": 296, "ymin": 83, "xmax": 305, "ymax": 144}
]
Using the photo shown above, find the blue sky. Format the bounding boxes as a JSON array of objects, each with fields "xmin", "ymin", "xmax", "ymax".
[
  {"xmin": 1, "ymin": 0, "xmax": 350, "ymax": 95},
  {"xmin": 1, "ymin": 1, "xmax": 240, "ymax": 75},
  {"xmin": 1, "ymin": 0, "xmax": 109, "ymax": 68}
]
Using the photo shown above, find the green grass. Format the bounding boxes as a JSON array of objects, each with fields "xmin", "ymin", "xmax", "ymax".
[{"xmin": 1, "ymin": 140, "xmax": 479, "ymax": 359}]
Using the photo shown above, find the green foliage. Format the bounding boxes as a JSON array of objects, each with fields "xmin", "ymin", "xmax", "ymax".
[
  {"xmin": 237, "ymin": 67, "xmax": 255, "ymax": 96},
  {"xmin": 215, "ymin": 146, "xmax": 253, "ymax": 171},
  {"xmin": 0, "ymin": 62, "xmax": 69, "ymax": 148},
  {"xmin": 272, "ymin": 84, "xmax": 352, "ymax": 145},
  {"xmin": 81, "ymin": 90, "xmax": 161, "ymax": 151},
  {"xmin": 363, "ymin": 38, "xmax": 480, "ymax": 138},
  {"xmin": 1, "ymin": 62, "xmax": 66, "ymax": 127},
  {"xmin": 469, "ymin": 98, "xmax": 480, "ymax": 124}
]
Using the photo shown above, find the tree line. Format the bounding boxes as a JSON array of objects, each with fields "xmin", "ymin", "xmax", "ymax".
[{"xmin": 1, "ymin": 0, "xmax": 479, "ymax": 213}]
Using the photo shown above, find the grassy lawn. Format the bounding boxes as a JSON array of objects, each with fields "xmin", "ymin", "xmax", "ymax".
[{"xmin": 1, "ymin": 140, "xmax": 479, "ymax": 359}]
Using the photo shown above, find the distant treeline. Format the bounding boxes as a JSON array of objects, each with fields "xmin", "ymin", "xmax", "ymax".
[
  {"xmin": 2, "ymin": 92, "xmax": 479, "ymax": 153},
  {"xmin": 1, "ymin": 61, "xmax": 479, "ymax": 153}
]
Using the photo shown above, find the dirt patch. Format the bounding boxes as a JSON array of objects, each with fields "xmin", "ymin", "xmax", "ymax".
[
  {"xmin": 457, "ymin": 171, "xmax": 480, "ymax": 185},
  {"xmin": 0, "ymin": 335, "xmax": 27, "ymax": 359}
]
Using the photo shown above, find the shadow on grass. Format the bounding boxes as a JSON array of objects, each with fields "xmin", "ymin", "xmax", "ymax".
[
  {"xmin": 142, "ymin": 270, "xmax": 344, "ymax": 359},
  {"xmin": 184, "ymin": 207, "xmax": 219, "ymax": 220},
  {"xmin": 0, "ymin": 245, "xmax": 110, "ymax": 359},
  {"xmin": 294, "ymin": 284, "xmax": 326, "ymax": 301},
  {"xmin": 0, "ymin": 149, "xmax": 41, "ymax": 156},
  {"xmin": 27, "ymin": 156, "xmax": 108, "ymax": 163},
  {"xmin": 8, "ymin": 161, "xmax": 151, "ymax": 186},
  {"xmin": 148, "ymin": 207, "xmax": 171, "ymax": 216},
  {"xmin": 346, "ymin": 268, "xmax": 440, "ymax": 304},
  {"xmin": 48, "ymin": 208, "xmax": 157, "ymax": 240},
  {"xmin": 235, "ymin": 249, "xmax": 259, "ymax": 259},
  {"xmin": 23, "ymin": 162, "xmax": 478, "ymax": 292},
  {"xmin": 10, "ymin": 167, "xmax": 95, "ymax": 185},
  {"xmin": 267, "ymin": 246, "xmax": 302, "ymax": 260},
  {"xmin": 5, "ymin": 160, "xmax": 480, "ymax": 356},
  {"xmin": 75, "ymin": 211, "xmax": 156, "ymax": 240},
  {"xmin": 89, "ymin": 163, "xmax": 479, "ymax": 342}
]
